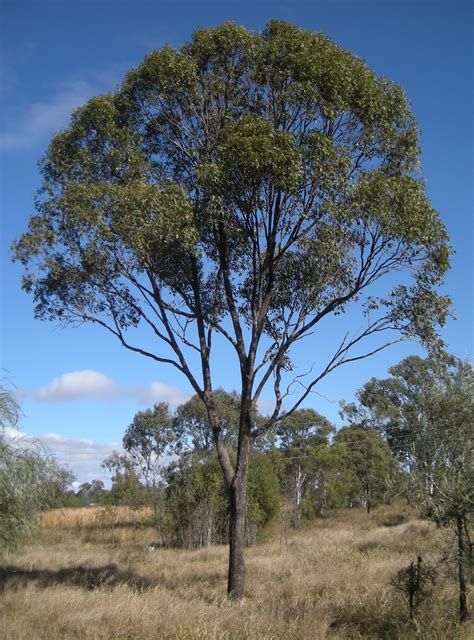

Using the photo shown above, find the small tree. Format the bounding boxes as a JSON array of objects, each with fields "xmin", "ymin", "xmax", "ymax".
[
  {"xmin": 162, "ymin": 447, "xmax": 280, "ymax": 548},
  {"xmin": 0, "ymin": 387, "xmax": 75, "ymax": 555},
  {"xmin": 13, "ymin": 22, "xmax": 451, "ymax": 598},
  {"xmin": 277, "ymin": 409, "xmax": 334, "ymax": 527},
  {"xmin": 335, "ymin": 425, "xmax": 395, "ymax": 513},
  {"xmin": 123, "ymin": 403, "xmax": 172, "ymax": 484},
  {"xmin": 162, "ymin": 451, "xmax": 228, "ymax": 548},
  {"xmin": 348, "ymin": 355, "xmax": 473, "ymax": 622},
  {"xmin": 391, "ymin": 556, "xmax": 437, "ymax": 620}
]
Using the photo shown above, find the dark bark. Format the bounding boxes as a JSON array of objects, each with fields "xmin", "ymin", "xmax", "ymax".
[
  {"xmin": 457, "ymin": 515, "xmax": 469, "ymax": 623},
  {"xmin": 227, "ymin": 433, "xmax": 250, "ymax": 600},
  {"xmin": 206, "ymin": 396, "xmax": 252, "ymax": 600}
]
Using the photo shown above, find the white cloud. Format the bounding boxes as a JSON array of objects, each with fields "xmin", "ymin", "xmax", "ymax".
[
  {"xmin": 39, "ymin": 431, "xmax": 120, "ymax": 483},
  {"xmin": 2, "ymin": 426, "xmax": 119, "ymax": 485},
  {"xmin": 137, "ymin": 381, "xmax": 192, "ymax": 407},
  {"xmin": 36, "ymin": 370, "xmax": 118, "ymax": 402},
  {"xmin": 0, "ymin": 80, "xmax": 95, "ymax": 151},
  {"xmin": 35, "ymin": 370, "xmax": 192, "ymax": 407},
  {"xmin": 2, "ymin": 426, "xmax": 31, "ymax": 445}
]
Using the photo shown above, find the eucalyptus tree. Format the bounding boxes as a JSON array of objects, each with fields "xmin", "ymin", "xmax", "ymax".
[
  {"xmin": 277, "ymin": 409, "xmax": 334, "ymax": 527},
  {"xmin": 345, "ymin": 355, "xmax": 473, "ymax": 621},
  {"xmin": 13, "ymin": 21, "xmax": 450, "ymax": 598},
  {"xmin": 172, "ymin": 389, "xmax": 241, "ymax": 452},
  {"xmin": 334, "ymin": 425, "xmax": 396, "ymax": 513},
  {"xmin": 123, "ymin": 402, "xmax": 173, "ymax": 484},
  {"xmin": 342, "ymin": 355, "xmax": 466, "ymax": 498}
]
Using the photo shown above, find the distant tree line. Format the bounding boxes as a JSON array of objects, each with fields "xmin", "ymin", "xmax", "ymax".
[
  {"xmin": 58, "ymin": 398, "xmax": 397, "ymax": 545},
  {"xmin": 59, "ymin": 356, "xmax": 471, "ymax": 566}
]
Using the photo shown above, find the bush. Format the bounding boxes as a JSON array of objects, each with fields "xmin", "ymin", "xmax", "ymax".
[
  {"xmin": 0, "ymin": 430, "xmax": 74, "ymax": 556},
  {"xmin": 161, "ymin": 449, "xmax": 280, "ymax": 548}
]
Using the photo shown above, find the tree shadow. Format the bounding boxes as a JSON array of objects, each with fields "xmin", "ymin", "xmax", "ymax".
[{"xmin": 0, "ymin": 563, "xmax": 154, "ymax": 592}]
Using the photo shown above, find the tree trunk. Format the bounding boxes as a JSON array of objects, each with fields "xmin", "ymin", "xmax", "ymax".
[
  {"xmin": 228, "ymin": 472, "xmax": 248, "ymax": 600},
  {"xmin": 206, "ymin": 512, "xmax": 212, "ymax": 547},
  {"xmin": 457, "ymin": 515, "xmax": 469, "ymax": 623},
  {"xmin": 206, "ymin": 389, "xmax": 252, "ymax": 600},
  {"xmin": 294, "ymin": 464, "xmax": 304, "ymax": 529}
]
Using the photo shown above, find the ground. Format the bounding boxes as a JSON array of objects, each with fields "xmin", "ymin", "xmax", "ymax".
[{"xmin": 0, "ymin": 506, "xmax": 472, "ymax": 639}]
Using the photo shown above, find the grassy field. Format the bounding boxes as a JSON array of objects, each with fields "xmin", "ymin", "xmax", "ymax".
[{"xmin": 0, "ymin": 506, "xmax": 472, "ymax": 639}]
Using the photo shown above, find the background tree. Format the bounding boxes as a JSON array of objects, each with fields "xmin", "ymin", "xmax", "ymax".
[
  {"xmin": 76, "ymin": 479, "xmax": 106, "ymax": 505},
  {"xmin": 122, "ymin": 390, "xmax": 278, "ymax": 546},
  {"xmin": 123, "ymin": 402, "xmax": 173, "ymax": 484},
  {"xmin": 346, "ymin": 354, "xmax": 473, "ymax": 622},
  {"xmin": 162, "ymin": 450, "xmax": 228, "ymax": 548},
  {"xmin": 334, "ymin": 425, "xmax": 396, "ymax": 513},
  {"xmin": 344, "ymin": 355, "xmax": 471, "ymax": 506},
  {"xmin": 342, "ymin": 355, "xmax": 452, "ymax": 483},
  {"xmin": 102, "ymin": 452, "xmax": 145, "ymax": 511},
  {"xmin": 122, "ymin": 402, "xmax": 173, "ymax": 525},
  {"xmin": 416, "ymin": 360, "xmax": 473, "ymax": 623},
  {"xmin": 1, "ymin": 386, "xmax": 75, "ymax": 555},
  {"xmin": 162, "ymin": 447, "xmax": 280, "ymax": 548},
  {"xmin": 13, "ymin": 21, "xmax": 451, "ymax": 598},
  {"xmin": 172, "ymin": 389, "xmax": 240, "ymax": 452},
  {"xmin": 102, "ymin": 452, "xmax": 146, "ymax": 542},
  {"xmin": 277, "ymin": 409, "xmax": 334, "ymax": 528},
  {"xmin": 305, "ymin": 442, "xmax": 352, "ymax": 517}
]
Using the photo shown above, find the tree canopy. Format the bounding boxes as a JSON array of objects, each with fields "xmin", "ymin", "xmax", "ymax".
[{"xmin": 14, "ymin": 21, "xmax": 450, "ymax": 431}]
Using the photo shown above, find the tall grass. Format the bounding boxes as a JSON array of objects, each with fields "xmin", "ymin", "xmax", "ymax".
[
  {"xmin": 41, "ymin": 506, "xmax": 153, "ymax": 528},
  {"xmin": 0, "ymin": 505, "xmax": 472, "ymax": 639}
]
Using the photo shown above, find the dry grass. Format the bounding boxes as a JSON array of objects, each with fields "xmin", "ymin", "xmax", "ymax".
[
  {"xmin": 41, "ymin": 506, "xmax": 153, "ymax": 529},
  {"xmin": 39, "ymin": 506, "xmax": 156, "ymax": 547},
  {"xmin": 1, "ymin": 505, "xmax": 472, "ymax": 639}
]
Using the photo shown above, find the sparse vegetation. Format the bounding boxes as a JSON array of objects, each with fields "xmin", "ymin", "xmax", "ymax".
[
  {"xmin": 0, "ymin": 505, "xmax": 472, "ymax": 639},
  {"xmin": 391, "ymin": 555, "xmax": 437, "ymax": 620}
]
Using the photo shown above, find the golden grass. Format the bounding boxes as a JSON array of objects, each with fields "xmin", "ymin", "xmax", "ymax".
[
  {"xmin": 1, "ymin": 505, "xmax": 472, "ymax": 639},
  {"xmin": 41, "ymin": 506, "xmax": 153, "ymax": 528},
  {"xmin": 39, "ymin": 506, "xmax": 156, "ymax": 547}
]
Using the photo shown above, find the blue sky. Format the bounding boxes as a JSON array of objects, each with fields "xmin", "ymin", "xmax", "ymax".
[{"xmin": 1, "ymin": 0, "xmax": 473, "ymax": 484}]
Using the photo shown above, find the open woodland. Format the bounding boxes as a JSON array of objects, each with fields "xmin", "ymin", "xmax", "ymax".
[
  {"xmin": 1, "ymin": 505, "xmax": 472, "ymax": 639},
  {"xmin": 3, "ymin": 18, "xmax": 472, "ymax": 640}
]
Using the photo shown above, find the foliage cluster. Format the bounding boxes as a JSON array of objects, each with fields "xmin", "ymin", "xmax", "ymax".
[{"xmin": 0, "ymin": 386, "xmax": 74, "ymax": 556}]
